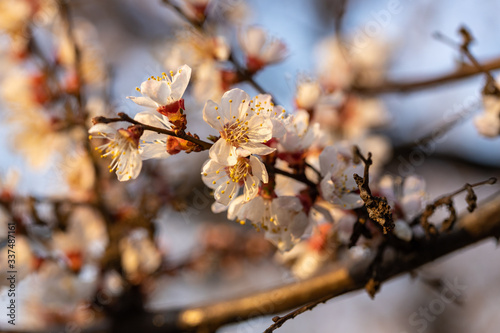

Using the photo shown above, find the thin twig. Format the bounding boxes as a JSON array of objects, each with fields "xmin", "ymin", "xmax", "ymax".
[{"xmin": 352, "ymin": 57, "xmax": 500, "ymax": 94}]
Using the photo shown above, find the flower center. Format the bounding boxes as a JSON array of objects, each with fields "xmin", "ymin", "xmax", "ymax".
[
  {"xmin": 220, "ymin": 121, "xmax": 249, "ymax": 146},
  {"xmin": 228, "ymin": 157, "xmax": 251, "ymax": 183},
  {"xmin": 117, "ymin": 125, "xmax": 143, "ymax": 149}
]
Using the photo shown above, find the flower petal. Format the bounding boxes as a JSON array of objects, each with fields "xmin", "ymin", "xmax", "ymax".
[
  {"xmin": 243, "ymin": 174, "xmax": 260, "ymax": 201},
  {"xmin": 140, "ymin": 142, "xmax": 169, "ymax": 160},
  {"xmin": 126, "ymin": 96, "xmax": 158, "ymax": 108},
  {"xmin": 215, "ymin": 181, "xmax": 239, "ymax": 205},
  {"xmin": 241, "ymin": 27, "xmax": 266, "ymax": 56},
  {"xmin": 89, "ymin": 123, "xmax": 115, "ymax": 137},
  {"xmin": 203, "ymin": 99, "xmax": 223, "ymax": 130},
  {"xmin": 209, "ymin": 139, "xmax": 238, "ymax": 165},
  {"xmin": 201, "ymin": 158, "xmax": 228, "ymax": 189},
  {"xmin": 220, "ymin": 88, "xmax": 250, "ymax": 122},
  {"xmin": 239, "ymin": 141, "xmax": 275, "ymax": 156},
  {"xmin": 249, "ymin": 155, "xmax": 268, "ymax": 183},
  {"xmin": 170, "ymin": 65, "xmax": 192, "ymax": 101},
  {"xmin": 140, "ymin": 80, "xmax": 171, "ymax": 106}
]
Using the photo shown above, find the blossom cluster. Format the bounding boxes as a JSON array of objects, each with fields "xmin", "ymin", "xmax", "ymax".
[{"xmin": 87, "ymin": 59, "xmax": 422, "ymax": 255}]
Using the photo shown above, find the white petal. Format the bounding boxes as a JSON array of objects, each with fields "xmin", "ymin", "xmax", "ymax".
[
  {"xmin": 249, "ymin": 155, "xmax": 268, "ymax": 183},
  {"xmin": 271, "ymin": 118, "xmax": 286, "ymax": 138},
  {"xmin": 239, "ymin": 141, "xmax": 275, "ymax": 156},
  {"xmin": 126, "ymin": 96, "xmax": 158, "ymax": 108},
  {"xmin": 140, "ymin": 80, "xmax": 171, "ymax": 106},
  {"xmin": 170, "ymin": 65, "xmax": 192, "ymax": 101},
  {"xmin": 89, "ymin": 123, "xmax": 115, "ymax": 136},
  {"xmin": 201, "ymin": 158, "xmax": 228, "ymax": 189},
  {"xmin": 116, "ymin": 151, "xmax": 142, "ymax": 182},
  {"xmin": 319, "ymin": 146, "xmax": 339, "ymax": 177},
  {"xmin": 134, "ymin": 111, "xmax": 172, "ymax": 130},
  {"xmin": 227, "ymin": 195, "xmax": 246, "ymax": 220},
  {"xmin": 215, "ymin": 181, "xmax": 239, "ymax": 205},
  {"xmin": 140, "ymin": 142, "xmax": 169, "ymax": 160},
  {"xmin": 246, "ymin": 116, "xmax": 273, "ymax": 141},
  {"xmin": 243, "ymin": 174, "xmax": 260, "ymax": 201},
  {"xmin": 212, "ymin": 201, "xmax": 228, "ymax": 214},
  {"xmin": 209, "ymin": 139, "xmax": 238, "ymax": 165},
  {"xmin": 241, "ymin": 27, "xmax": 266, "ymax": 55},
  {"xmin": 203, "ymin": 99, "xmax": 223, "ymax": 130},
  {"xmin": 220, "ymin": 88, "xmax": 250, "ymax": 121},
  {"xmin": 261, "ymin": 39, "xmax": 287, "ymax": 63}
]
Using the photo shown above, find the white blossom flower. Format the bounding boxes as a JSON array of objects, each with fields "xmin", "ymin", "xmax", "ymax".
[
  {"xmin": 127, "ymin": 65, "xmax": 191, "ymax": 118},
  {"xmin": 203, "ymin": 88, "xmax": 275, "ymax": 165},
  {"xmin": 119, "ymin": 228, "xmax": 162, "ymax": 283},
  {"xmin": 296, "ymin": 79, "xmax": 322, "ymax": 111},
  {"xmin": 202, "ymin": 154, "xmax": 268, "ymax": 205},
  {"xmin": 89, "ymin": 123, "xmax": 143, "ymax": 182},
  {"xmin": 319, "ymin": 145, "xmax": 363, "ymax": 209},
  {"xmin": 475, "ymin": 93, "xmax": 500, "ymax": 137},
  {"xmin": 279, "ymin": 110, "xmax": 321, "ymax": 153},
  {"xmin": 239, "ymin": 26, "xmax": 287, "ymax": 72},
  {"xmin": 228, "ymin": 195, "xmax": 309, "ymax": 252}
]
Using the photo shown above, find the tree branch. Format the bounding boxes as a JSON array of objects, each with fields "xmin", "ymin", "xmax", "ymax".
[{"xmin": 352, "ymin": 57, "xmax": 500, "ymax": 94}]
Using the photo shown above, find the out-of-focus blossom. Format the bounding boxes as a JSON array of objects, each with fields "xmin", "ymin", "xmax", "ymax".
[
  {"xmin": 174, "ymin": 0, "xmax": 211, "ymax": 22},
  {"xmin": 61, "ymin": 152, "xmax": 95, "ymax": 201},
  {"xmin": 162, "ymin": 31, "xmax": 229, "ymax": 70},
  {"xmin": 202, "ymin": 154, "xmax": 268, "ymax": 205},
  {"xmin": 52, "ymin": 207, "xmax": 108, "ymax": 271},
  {"xmin": 89, "ymin": 123, "xmax": 143, "ymax": 181},
  {"xmin": 119, "ymin": 228, "xmax": 162, "ymax": 283},
  {"xmin": 228, "ymin": 195, "xmax": 309, "ymax": 252},
  {"xmin": 56, "ymin": 18, "xmax": 106, "ymax": 86},
  {"xmin": 0, "ymin": 0, "xmax": 55, "ymax": 36},
  {"xmin": 22, "ymin": 262, "xmax": 98, "ymax": 328},
  {"xmin": 475, "ymin": 91, "xmax": 500, "ymax": 137},
  {"xmin": 2, "ymin": 70, "xmax": 52, "ymax": 109},
  {"xmin": 295, "ymin": 79, "xmax": 322, "ymax": 111},
  {"xmin": 319, "ymin": 145, "xmax": 363, "ymax": 209},
  {"xmin": 315, "ymin": 36, "xmax": 389, "ymax": 91},
  {"xmin": 313, "ymin": 96, "xmax": 390, "ymax": 141},
  {"xmin": 203, "ymin": 88, "xmax": 275, "ymax": 165},
  {"xmin": 239, "ymin": 26, "xmax": 287, "ymax": 73},
  {"xmin": 7, "ymin": 107, "xmax": 69, "ymax": 169},
  {"xmin": 160, "ymin": 32, "xmax": 230, "ymax": 102},
  {"xmin": 356, "ymin": 135, "xmax": 392, "ymax": 176}
]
